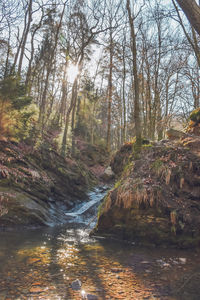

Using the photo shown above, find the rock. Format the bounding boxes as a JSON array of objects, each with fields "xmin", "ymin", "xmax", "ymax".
[
  {"xmin": 190, "ymin": 107, "xmax": 200, "ymax": 124},
  {"xmin": 29, "ymin": 286, "xmax": 45, "ymax": 293},
  {"xmin": 0, "ymin": 140, "xmax": 96, "ymax": 228},
  {"xmin": 110, "ymin": 142, "xmax": 133, "ymax": 176},
  {"xmin": 32, "ymin": 281, "xmax": 42, "ymax": 286},
  {"xmin": 179, "ymin": 258, "xmax": 187, "ymax": 264},
  {"xmin": 111, "ymin": 267, "xmax": 123, "ymax": 273},
  {"xmin": 100, "ymin": 166, "xmax": 114, "ymax": 181},
  {"xmin": 0, "ymin": 291, "xmax": 7, "ymax": 300},
  {"xmin": 71, "ymin": 279, "xmax": 82, "ymax": 290},
  {"xmin": 94, "ymin": 141, "xmax": 200, "ymax": 248},
  {"xmin": 166, "ymin": 128, "xmax": 186, "ymax": 140},
  {"xmin": 186, "ymin": 108, "xmax": 200, "ymax": 136},
  {"xmin": 162, "ymin": 263, "xmax": 170, "ymax": 268},
  {"xmin": 86, "ymin": 294, "xmax": 98, "ymax": 300}
]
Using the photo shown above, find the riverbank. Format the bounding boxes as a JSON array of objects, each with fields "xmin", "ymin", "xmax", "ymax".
[
  {"xmin": 0, "ymin": 139, "xmax": 109, "ymax": 228},
  {"xmin": 94, "ymin": 110, "xmax": 200, "ymax": 248}
]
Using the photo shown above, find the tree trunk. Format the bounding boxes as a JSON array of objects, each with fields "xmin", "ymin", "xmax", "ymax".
[
  {"xmin": 4, "ymin": 23, "xmax": 11, "ymax": 78},
  {"xmin": 25, "ymin": 13, "xmax": 44, "ymax": 92},
  {"xmin": 18, "ymin": 0, "xmax": 33, "ymax": 76},
  {"xmin": 106, "ymin": 28, "xmax": 113, "ymax": 153},
  {"xmin": 59, "ymin": 61, "xmax": 68, "ymax": 126},
  {"xmin": 172, "ymin": 0, "xmax": 200, "ymax": 68},
  {"xmin": 61, "ymin": 78, "xmax": 78, "ymax": 156},
  {"xmin": 175, "ymin": 0, "xmax": 200, "ymax": 36},
  {"xmin": 126, "ymin": 0, "xmax": 142, "ymax": 148},
  {"xmin": 122, "ymin": 42, "xmax": 126, "ymax": 143},
  {"xmin": 71, "ymin": 84, "xmax": 78, "ymax": 156}
]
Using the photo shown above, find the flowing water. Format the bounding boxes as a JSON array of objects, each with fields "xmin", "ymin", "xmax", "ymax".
[{"xmin": 0, "ymin": 186, "xmax": 200, "ymax": 300}]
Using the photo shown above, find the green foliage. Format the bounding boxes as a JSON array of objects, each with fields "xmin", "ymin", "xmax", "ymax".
[
  {"xmin": 74, "ymin": 79, "xmax": 102, "ymax": 145},
  {"xmin": 142, "ymin": 143, "xmax": 153, "ymax": 148},
  {"xmin": 11, "ymin": 96, "xmax": 32, "ymax": 110},
  {"xmin": 14, "ymin": 104, "xmax": 38, "ymax": 141},
  {"xmin": 0, "ymin": 76, "xmax": 37, "ymax": 141},
  {"xmin": 0, "ymin": 76, "xmax": 25, "ymax": 101}
]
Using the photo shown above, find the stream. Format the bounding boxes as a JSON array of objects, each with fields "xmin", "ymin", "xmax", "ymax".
[{"xmin": 0, "ymin": 186, "xmax": 200, "ymax": 300}]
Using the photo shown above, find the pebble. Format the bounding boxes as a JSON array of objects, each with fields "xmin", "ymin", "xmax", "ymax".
[
  {"xmin": 86, "ymin": 294, "xmax": 98, "ymax": 300},
  {"xmin": 145, "ymin": 269, "xmax": 152, "ymax": 273},
  {"xmin": 111, "ymin": 268, "xmax": 123, "ymax": 273},
  {"xmin": 32, "ymin": 281, "xmax": 42, "ymax": 286},
  {"xmin": 141, "ymin": 261, "xmax": 150, "ymax": 264},
  {"xmin": 162, "ymin": 263, "xmax": 170, "ymax": 268},
  {"xmin": 71, "ymin": 279, "xmax": 82, "ymax": 290},
  {"xmin": 179, "ymin": 258, "xmax": 187, "ymax": 264},
  {"xmin": 29, "ymin": 286, "xmax": 45, "ymax": 293},
  {"xmin": 0, "ymin": 291, "xmax": 7, "ymax": 300},
  {"xmin": 95, "ymin": 288, "xmax": 103, "ymax": 292}
]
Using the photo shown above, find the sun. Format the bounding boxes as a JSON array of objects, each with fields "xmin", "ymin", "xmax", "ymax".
[{"xmin": 67, "ymin": 63, "xmax": 79, "ymax": 84}]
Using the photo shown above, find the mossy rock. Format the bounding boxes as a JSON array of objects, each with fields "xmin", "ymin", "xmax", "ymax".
[
  {"xmin": 95, "ymin": 141, "xmax": 200, "ymax": 248},
  {"xmin": 190, "ymin": 107, "xmax": 200, "ymax": 124}
]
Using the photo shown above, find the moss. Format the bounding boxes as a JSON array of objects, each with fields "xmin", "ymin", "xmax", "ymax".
[
  {"xmin": 121, "ymin": 160, "xmax": 134, "ymax": 177},
  {"xmin": 176, "ymin": 236, "xmax": 200, "ymax": 248},
  {"xmin": 190, "ymin": 107, "xmax": 200, "ymax": 123},
  {"xmin": 142, "ymin": 143, "xmax": 153, "ymax": 149},
  {"xmin": 171, "ymin": 225, "xmax": 176, "ymax": 235},
  {"xmin": 114, "ymin": 179, "xmax": 122, "ymax": 189},
  {"xmin": 97, "ymin": 193, "xmax": 110, "ymax": 218},
  {"xmin": 151, "ymin": 159, "xmax": 164, "ymax": 172}
]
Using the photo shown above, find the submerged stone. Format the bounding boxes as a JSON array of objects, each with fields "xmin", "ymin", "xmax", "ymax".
[
  {"xmin": 86, "ymin": 294, "xmax": 98, "ymax": 300},
  {"xmin": 71, "ymin": 279, "xmax": 82, "ymax": 290}
]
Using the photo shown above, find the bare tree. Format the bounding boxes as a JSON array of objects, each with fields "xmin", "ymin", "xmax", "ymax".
[
  {"xmin": 175, "ymin": 0, "xmax": 200, "ymax": 35},
  {"xmin": 126, "ymin": 0, "xmax": 141, "ymax": 147}
]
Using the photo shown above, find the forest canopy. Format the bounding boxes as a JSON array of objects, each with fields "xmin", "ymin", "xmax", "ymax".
[{"xmin": 0, "ymin": 0, "xmax": 199, "ymax": 153}]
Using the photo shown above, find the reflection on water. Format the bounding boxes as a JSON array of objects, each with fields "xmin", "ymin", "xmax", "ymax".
[
  {"xmin": 0, "ymin": 225, "xmax": 200, "ymax": 300},
  {"xmin": 0, "ymin": 187, "xmax": 200, "ymax": 299}
]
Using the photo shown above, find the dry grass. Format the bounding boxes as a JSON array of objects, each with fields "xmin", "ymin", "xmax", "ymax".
[
  {"xmin": 165, "ymin": 169, "xmax": 172, "ymax": 185},
  {"xmin": 110, "ymin": 180, "xmax": 162, "ymax": 210},
  {"xmin": 180, "ymin": 177, "xmax": 184, "ymax": 189},
  {"xmin": 103, "ymin": 192, "xmax": 112, "ymax": 213},
  {"xmin": 170, "ymin": 210, "xmax": 177, "ymax": 225}
]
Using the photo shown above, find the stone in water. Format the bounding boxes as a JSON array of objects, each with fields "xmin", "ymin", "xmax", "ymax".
[
  {"xmin": 71, "ymin": 279, "xmax": 82, "ymax": 290},
  {"xmin": 87, "ymin": 294, "xmax": 98, "ymax": 300}
]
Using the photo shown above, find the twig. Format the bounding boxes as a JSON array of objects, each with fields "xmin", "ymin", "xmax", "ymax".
[{"xmin": 176, "ymin": 272, "xmax": 200, "ymax": 294}]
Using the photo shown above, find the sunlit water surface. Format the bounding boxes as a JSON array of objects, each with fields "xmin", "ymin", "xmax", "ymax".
[{"xmin": 0, "ymin": 188, "xmax": 200, "ymax": 300}]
